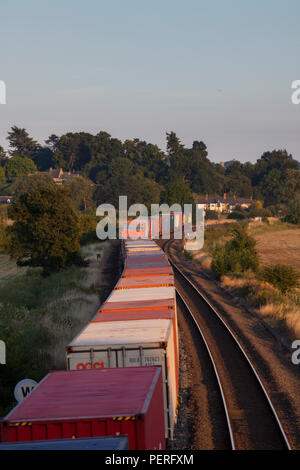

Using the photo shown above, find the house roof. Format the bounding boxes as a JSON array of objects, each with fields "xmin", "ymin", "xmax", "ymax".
[{"xmin": 197, "ymin": 197, "xmax": 253, "ymax": 205}]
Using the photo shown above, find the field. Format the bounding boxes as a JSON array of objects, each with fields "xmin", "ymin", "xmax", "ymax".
[{"xmin": 254, "ymin": 229, "xmax": 300, "ymax": 270}]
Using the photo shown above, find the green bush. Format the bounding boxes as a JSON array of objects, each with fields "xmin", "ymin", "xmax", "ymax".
[
  {"xmin": 229, "ymin": 210, "xmax": 248, "ymax": 220},
  {"xmin": 259, "ymin": 264, "xmax": 299, "ymax": 293},
  {"xmin": 255, "ymin": 289, "xmax": 274, "ymax": 306},
  {"xmin": 211, "ymin": 224, "xmax": 259, "ymax": 278},
  {"xmin": 205, "ymin": 210, "xmax": 219, "ymax": 220}
]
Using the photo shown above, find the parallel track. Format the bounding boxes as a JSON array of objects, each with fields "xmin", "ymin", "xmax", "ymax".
[{"xmin": 162, "ymin": 239, "xmax": 291, "ymax": 450}]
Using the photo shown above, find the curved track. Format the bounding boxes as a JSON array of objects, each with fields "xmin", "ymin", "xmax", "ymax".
[{"xmin": 162, "ymin": 239, "xmax": 292, "ymax": 450}]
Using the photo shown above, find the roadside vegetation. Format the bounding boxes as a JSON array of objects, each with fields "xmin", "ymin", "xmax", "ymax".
[
  {"xmin": 0, "ymin": 176, "xmax": 115, "ymax": 417},
  {"xmin": 0, "ymin": 242, "xmax": 112, "ymax": 416},
  {"xmin": 186, "ymin": 219, "xmax": 300, "ymax": 341}
]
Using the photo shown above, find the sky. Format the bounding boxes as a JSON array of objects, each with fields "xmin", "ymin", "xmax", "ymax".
[{"xmin": 0, "ymin": 0, "xmax": 300, "ymax": 163}]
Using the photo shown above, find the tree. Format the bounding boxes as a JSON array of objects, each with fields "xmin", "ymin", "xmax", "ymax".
[
  {"xmin": 258, "ymin": 168, "xmax": 286, "ymax": 202},
  {"xmin": 161, "ymin": 181, "xmax": 194, "ymax": 207},
  {"xmin": 7, "ymin": 186, "xmax": 85, "ymax": 274},
  {"xmin": 94, "ymin": 157, "xmax": 161, "ymax": 208},
  {"xmin": 53, "ymin": 132, "xmax": 93, "ymax": 171},
  {"xmin": 11, "ymin": 173, "xmax": 55, "ymax": 197},
  {"xmin": 285, "ymin": 195, "xmax": 300, "ymax": 225},
  {"xmin": 0, "ymin": 145, "xmax": 7, "ymax": 166},
  {"xmin": 282, "ymin": 169, "xmax": 300, "ymax": 202},
  {"xmin": 64, "ymin": 175, "xmax": 94, "ymax": 211},
  {"xmin": 7, "ymin": 126, "xmax": 38, "ymax": 159},
  {"xmin": 166, "ymin": 131, "xmax": 183, "ymax": 156},
  {"xmin": 45, "ymin": 134, "xmax": 59, "ymax": 152},
  {"xmin": 32, "ymin": 146, "xmax": 54, "ymax": 171},
  {"xmin": 0, "ymin": 166, "xmax": 6, "ymax": 184},
  {"xmin": 5, "ymin": 156, "xmax": 37, "ymax": 179}
]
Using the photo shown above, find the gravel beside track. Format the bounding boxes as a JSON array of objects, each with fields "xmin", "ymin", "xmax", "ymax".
[{"xmin": 160, "ymin": 239, "xmax": 297, "ymax": 450}]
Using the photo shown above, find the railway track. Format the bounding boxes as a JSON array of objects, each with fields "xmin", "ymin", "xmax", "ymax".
[{"xmin": 161, "ymin": 239, "xmax": 292, "ymax": 450}]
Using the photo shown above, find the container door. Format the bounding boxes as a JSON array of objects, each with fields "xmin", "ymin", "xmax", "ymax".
[
  {"xmin": 116, "ymin": 347, "xmax": 170, "ymax": 439},
  {"xmin": 67, "ymin": 349, "xmax": 118, "ymax": 370}
]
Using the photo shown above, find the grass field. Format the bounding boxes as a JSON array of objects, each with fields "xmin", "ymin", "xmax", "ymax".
[{"xmin": 254, "ymin": 229, "xmax": 300, "ymax": 270}]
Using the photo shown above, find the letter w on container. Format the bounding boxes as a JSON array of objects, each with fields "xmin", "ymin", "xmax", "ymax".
[
  {"xmin": 0, "ymin": 81, "xmax": 6, "ymax": 104},
  {"xmin": 0, "ymin": 340, "xmax": 6, "ymax": 364}
]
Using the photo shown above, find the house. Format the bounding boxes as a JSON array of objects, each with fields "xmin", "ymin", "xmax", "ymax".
[
  {"xmin": 0, "ymin": 196, "xmax": 13, "ymax": 204},
  {"xmin": 48, "ymin": 168, "xmax": 80, "ymax": 185},
  {"xmin": 197, "ymin": 194, "xmax": 253, "ymax": 213}
]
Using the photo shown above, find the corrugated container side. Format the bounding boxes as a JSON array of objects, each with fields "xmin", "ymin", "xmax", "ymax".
[
  {"xmin": 122, "ymin": 266, "xmax": 173, "ymax": 277},
  {"xmin": 126, "ymin": 255, "xmax": 168, "ymax": 265},
  {"xmin": 116, "ymin": 275, "xmax": 174, "ymax": 289},
  {"xmin": 102, "ymin": 286, "xmax": 174, "ymax": 303},
  {"xmin": 100, "ymin": 298, "xmax": 174, "ymax": 312}
]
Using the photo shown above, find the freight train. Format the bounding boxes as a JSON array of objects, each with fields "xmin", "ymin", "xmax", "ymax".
[{"xmin": 0, "ymin": 236, "xmax": 178, "ymax": 450}]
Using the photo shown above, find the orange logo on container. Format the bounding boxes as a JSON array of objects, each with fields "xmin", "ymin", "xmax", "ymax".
[{"xmin": 76, "ymin": 362, "xmax": 105, "ymax": 370}]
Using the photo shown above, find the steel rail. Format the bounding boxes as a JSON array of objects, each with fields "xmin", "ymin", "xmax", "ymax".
[{"xmin": 162, "ymin": 239, "xmax": 292, "ymax": 450}]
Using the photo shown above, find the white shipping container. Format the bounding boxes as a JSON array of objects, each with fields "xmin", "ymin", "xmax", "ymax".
[
  {"xmin": 125, "ymin": 240, "xmax": 156, "ymax": 245},
  {"xmin": 66, "ymin": 318, "xmax": 178, "ymax": 439},
  {"xmin": 127, "ymin": 246, "xmax": 161, "ymax": 252},
  {"xmin": 105, "ymin": 286, "xmax": 175, "ymax": 303}
]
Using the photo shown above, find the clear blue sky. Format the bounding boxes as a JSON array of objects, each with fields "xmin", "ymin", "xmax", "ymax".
[{"xmin": 1, "ymin": 0, "xmax": 300, "ymax": 162}]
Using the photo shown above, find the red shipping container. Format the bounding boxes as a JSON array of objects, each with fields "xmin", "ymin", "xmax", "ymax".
[
  {"xmin": 0, "ymin": 368, "xmax": 166, "ymax": 450},
  {"xmin": 91, "ymin": 308, "xmax": 174, "ymax": 322}
]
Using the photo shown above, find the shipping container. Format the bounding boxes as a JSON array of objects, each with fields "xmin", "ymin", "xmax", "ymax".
[
  {"xmin": 90, "ymin": 307, "xmax": 179, "ymax": 391},
  {"xmin": 91, "ymin": 308, "xmax": 174, "ymax": 322},
  {"xmin": 125, "ymin": 240, "xmax": 156, "ymax": 246},
  {"xmin": 126, "ymin": 249, "xmax": 161, "ymax": 256},
  {"xmin": 116, "ymin": 274, "xmax": 174, "ymax": 289},
  {"xmin": 126, "ymin": 247, "xmax": 161, "ymax": 254},
  {"xmin": 125, "ymin": 240, "xmax": 159, "ymax": 251},
  {"xmin": 125, "ymin": 255, "xmax": 168, "ymax": 265},
  {"xmin": 66, "ymin": 319, "xmax": 177, "ymax": 439},
  {"xmin": 103, "ymin": 286, "xmax": 174, "ymax": 304},
  {"xmin": 0, "ymin": 368, "xmax": 165, "ymax": 450},
  {"xmin": 100, "ymin": 298, "xmax": 175, "ymax": 312},
  {"xmin": 0, "ymin": 436, "xmax": 129, "ymax": 450},
  {"xmin": 122, "ymin": 266, "xmax": 173, "ymax": 277},
  {"xmin": 120, "ymin": 218, "xmax": 150, "ymax": 240},
  {"xmin": 149, "ymin": 215, "xmax": 160, "ymax": 238}
]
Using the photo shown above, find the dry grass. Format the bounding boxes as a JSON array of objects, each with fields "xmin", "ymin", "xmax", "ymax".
[
  {"xmin": 43, "ymin": 242, "xmax": 108, "ymax": 368},
  {"xmin": 254, "ymin": 229, "xmax": 300, "ymax": 270},
  {"xmin": 220, "ymin": 274, "xmax": 300, "ymax": 340},
  {"xmin": 258, "ymin": 303, "xmax": 300, "ymax": 339},
  {"xmin": 200, "ymin": 257, "xmax": 212, "ymax": 271},
  {"xmin": 0, "ymin": 254, "xmax": 27, "ymax": 280}
]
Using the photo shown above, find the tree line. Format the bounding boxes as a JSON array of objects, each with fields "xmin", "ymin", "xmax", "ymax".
[{"xmin": 1, "ymin": 126, "xmax": 300, "ymax": 210}]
